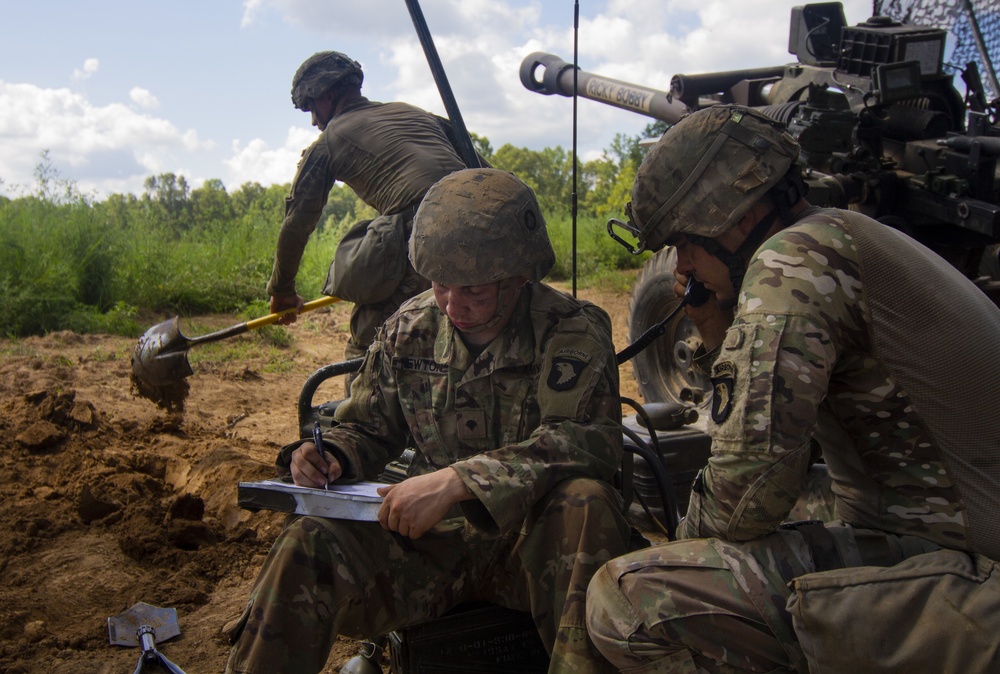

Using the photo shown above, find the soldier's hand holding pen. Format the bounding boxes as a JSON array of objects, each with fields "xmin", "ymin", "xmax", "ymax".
[{"xmin": 290, "ymin": 422, "xmax": 343, "ymax": 488}]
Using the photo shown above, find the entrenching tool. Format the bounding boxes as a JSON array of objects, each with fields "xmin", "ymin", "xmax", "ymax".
[
  {"xmin": 131, "ymin": 295, "xmax": 340, "ymax": 411},
  {"xmin": 108, "ymin": 602, "xmax": 188, "ymax": 674}
]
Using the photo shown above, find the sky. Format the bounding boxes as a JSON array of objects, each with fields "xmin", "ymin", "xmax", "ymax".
[{"xmin": 0, "ymin": 0, "xmax": 875, "ymax": 200}]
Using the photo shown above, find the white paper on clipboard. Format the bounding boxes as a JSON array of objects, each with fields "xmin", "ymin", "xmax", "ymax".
[{"xmin": 237, "ymin": 478, "xmax": 386, "ymax": 521}]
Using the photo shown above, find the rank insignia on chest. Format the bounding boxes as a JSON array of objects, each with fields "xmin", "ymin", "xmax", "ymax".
[
  {"xmin": 548, "ymin": 356, "xmax": 586, "ymax": 391},
  {"xmin": 711, "ymin": 361, "xmax": 735, "ymax": 424}
]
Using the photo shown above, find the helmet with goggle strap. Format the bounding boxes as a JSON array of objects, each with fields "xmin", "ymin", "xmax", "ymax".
[
  {"xmin": 607, "ymin": 104, "xmax": 801, "ymax": 256},
  {"xmin": 608, "ymin": 104, "xmax": 805, "ymax": 305}
]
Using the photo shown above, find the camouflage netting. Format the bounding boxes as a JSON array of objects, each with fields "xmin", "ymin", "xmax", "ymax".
[{"xmin": 874, "ymin": 0, "xmax": 1000, "ymax": 101}]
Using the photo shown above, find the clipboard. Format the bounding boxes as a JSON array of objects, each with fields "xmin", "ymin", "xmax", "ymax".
[{"xmin": 238, "ymin": 478, "xmax": 385, "ymax": 521}]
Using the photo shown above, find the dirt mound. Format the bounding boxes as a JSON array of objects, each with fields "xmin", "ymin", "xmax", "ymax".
[{"xmin": 0, "ymin": 283, "xmax": 637, "ymax": 673}]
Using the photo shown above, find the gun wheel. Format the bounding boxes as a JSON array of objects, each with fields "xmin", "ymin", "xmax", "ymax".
[{"xmin": 627, "ymin": 247, "xmax": 711, "ymax": 408}]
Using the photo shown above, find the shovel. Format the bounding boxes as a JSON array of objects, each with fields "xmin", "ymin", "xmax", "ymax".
[
  {"xmin": 131, "ymin": 296, "xmax": 340, "ymax": 411},
  {"xmin": 108, "ymin": 601, "xmax": 188, "ymax": 674}
]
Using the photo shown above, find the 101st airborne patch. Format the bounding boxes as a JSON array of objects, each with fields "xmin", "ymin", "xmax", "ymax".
[
  {"xmin": 547, "ymin": 347, "xmax": 590, "ymax": 391},
  {"xmin": 711, "ymin": 360, "xmax": 736, "ymax": 424}
]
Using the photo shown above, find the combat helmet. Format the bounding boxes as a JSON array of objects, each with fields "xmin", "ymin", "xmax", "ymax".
[
  {"xmin": 608, "ymin": 104, "xmax": 801, "ymax": 255},
  {"xmin": 291, "ymin": 51, "xmax": 364, "ymax": 111},
  {"xmin": 410, "ymin": 168, "xmax": 556, "ymax": 286}
]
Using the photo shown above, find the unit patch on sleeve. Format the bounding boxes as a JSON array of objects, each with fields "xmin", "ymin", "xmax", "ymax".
[
  {"xmin": 711, "ymin": 360, "xmax": 736, "ymax": 424},
  {"xmin": 547, "ymin": 347, "xmax": 591, "ymax": 392}
]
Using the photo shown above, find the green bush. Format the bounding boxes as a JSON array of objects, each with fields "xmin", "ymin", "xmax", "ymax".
[
  {"xmin": 546, "ymin": 213, "xmax": 645, "ymax": 285},
  {"xmin": 0, "ymin": 135, "xmax": 653, "ymax": 338}
]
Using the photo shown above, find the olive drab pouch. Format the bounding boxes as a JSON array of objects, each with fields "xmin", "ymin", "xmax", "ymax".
[
  {"xmin": 323, "ymin": 212, "xmax": 410, "ymax": 305},
  {"xmin": 786, "ymin": 548, "xmax": 1000, "ymax": 673}
]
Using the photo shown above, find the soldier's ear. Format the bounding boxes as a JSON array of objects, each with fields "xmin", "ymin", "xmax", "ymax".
[
  {"xmin": 716, "ymin": 209, "xmax": 760, "ymax": 253},
  {"xmin": 733, "ymin": 200, "xmax": 775, "ymax": 240},
  {"xmin": 735, "ymin": 206, "xmax": 760, "ymax": 234}
]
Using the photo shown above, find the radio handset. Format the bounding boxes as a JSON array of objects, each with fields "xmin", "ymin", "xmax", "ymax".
[
  {"xmin": 684, "ymin": 277, "xmax": 711, "ymax": 308},
  {"xmin": 616, "ymin": 277, "xmax": 713, "ymax": 365}
]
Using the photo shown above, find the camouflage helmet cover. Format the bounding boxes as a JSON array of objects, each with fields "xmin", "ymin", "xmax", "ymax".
[
  {"xmin": 410, "ymin": 168, "xmax": 556, "ymax": 286},
  {"xmin": 291, "ymin": 51, "xmax": 364, "ymax": 111},
  {"xmin": 630, "ymin": 104, "xmax": 800, "ymax": 252}
]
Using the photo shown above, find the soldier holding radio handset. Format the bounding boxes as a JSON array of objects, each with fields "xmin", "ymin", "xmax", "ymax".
[{"xmin": 592, "ymin": 104, "xmax": 1000, "ymax": 673}]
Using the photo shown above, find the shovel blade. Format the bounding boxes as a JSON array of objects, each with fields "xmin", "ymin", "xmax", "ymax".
[
  {"xmin": 108, "ymin": 602, "xmax": 181, "ymax": 647},
  {"xmin": 130, "ymin": 297, "xmax": 339, "ymax": 411},
  {"xmin": 130, "ymin": 316, "xmax": 196, "ymax": 412},
  {"xmin": 132, "ymin": 317, "xmax": 195, "ymax": 387}
]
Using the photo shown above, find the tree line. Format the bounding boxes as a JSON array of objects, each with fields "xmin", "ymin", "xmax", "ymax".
[{"xmin": 0, "ymin": 125, "xmax": 665, "ymax": 339}]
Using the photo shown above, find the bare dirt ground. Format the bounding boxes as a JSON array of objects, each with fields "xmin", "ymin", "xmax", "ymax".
[{"xmin": 0, "ymin": 279, "xmax": 642, "ymax": 674}]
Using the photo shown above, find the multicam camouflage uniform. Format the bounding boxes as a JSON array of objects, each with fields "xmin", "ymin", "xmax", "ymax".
[
  {"xmin": 226, "ymin": 282, "xmax": 631, "ymax": 674},
  {"xmin": 267, "ymin": 94, "xmax": 470, "ymax": 358},
  {"xmin": 588, "ymin": 208, "xmax": 1000, "ymax": 673}
]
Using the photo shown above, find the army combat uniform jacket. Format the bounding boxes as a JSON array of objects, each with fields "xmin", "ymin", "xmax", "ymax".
[
  {"xmin": 682, "ymin": 208, "xmax": 1000, "ymax": 553},
  {"xmin": 228, "ymin": 283, "xmax": 630, "ymax": 674},
  {"xmin": 588, "ymin": 209, "xmax": 1000, "ymax": 674},
  {"xmin": 267, "ymin": 97, "xmax": 469, "ymax": 354},
  {"xmin": 326, "ymin": 282, "xmax": 624, "ymax": 531}
]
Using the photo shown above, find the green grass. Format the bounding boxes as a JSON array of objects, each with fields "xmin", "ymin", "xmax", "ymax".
[
  {"xmin": 0, "ymin": 340, "xmax": 36, "ymax": 358},
  {"xmin": 0, "ymin": 191, "xmax": 641, "ymax": 339},
  {"xmin": 0, "ymin": 194, "xmax": 340, "ymax": 338},
  {"xmin": 587, "ymin": 267, "xmax": 642, "ymax": 293},
  {"xmin": 88, "ymin": 345, "xmax": 128, "ymax": 362},
  {"xmin": 187, "ymin": 338, "xmax": 293, "ymax": 368},
  {"xmin": 546, "ymin": 213, "xmax": 646, "ymax": 283}
]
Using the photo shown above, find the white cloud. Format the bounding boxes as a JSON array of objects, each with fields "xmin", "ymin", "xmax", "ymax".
[
  {"xmin": 0, "ymin": 0, "xmax": 895, "ymax": 198},
  {"xmin": 224, "ymin": 126, "xmax": 317, "ymax": 188},
  {"xmin": 234, "ymin": 0, "xmax": 874, "ymax": 162},
  {"xmin": 447, "ymin": 0, "xmax": 874, "ymax": 154},
  {"xmin": 129, "ymin": 87, "xmax": 160, "ymax": 110},
  {"xmin": 0, "ymin": 81, "xmax": 210, "ymax": 196},
  {"xmin": 72, "ymin": 58, "xmax": 99, "ymax": 81},
  {"xmin": 241, "ymin": 0, "xmax": 266, "ymax": 27}
]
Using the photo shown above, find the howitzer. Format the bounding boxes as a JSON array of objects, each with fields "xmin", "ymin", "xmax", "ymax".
[{"xmin": 522, "ymin": 1, "xmax": 1000, "ymax": 407}]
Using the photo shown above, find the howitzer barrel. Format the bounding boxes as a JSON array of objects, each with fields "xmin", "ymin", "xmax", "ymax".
[
  {"xmin": 520, "ymin": 52, "xmax": 690, "ymax": 124},
  {"xmin": 938, "ymin": 135, "xmax": 1000, "ymax": 156},
  {"xmin": 670, "ymin": 67, "xmax": 786, "ymax": 109}
]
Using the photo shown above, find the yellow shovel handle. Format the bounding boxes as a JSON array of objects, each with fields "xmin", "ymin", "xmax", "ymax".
[{"xmin": 245, "ymin": 296, "xmax": 341, "ymax": 331}]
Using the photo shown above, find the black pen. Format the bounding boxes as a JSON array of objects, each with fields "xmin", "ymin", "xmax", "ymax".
[{"xmin": 312, "ymin": 421, "xmax": 329, "ymax": 490}]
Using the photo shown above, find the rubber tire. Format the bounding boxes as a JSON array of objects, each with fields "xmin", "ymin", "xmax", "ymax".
[{"xmin": 627, "ymin": 248, "xmax": 711, "ymax": 407}]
